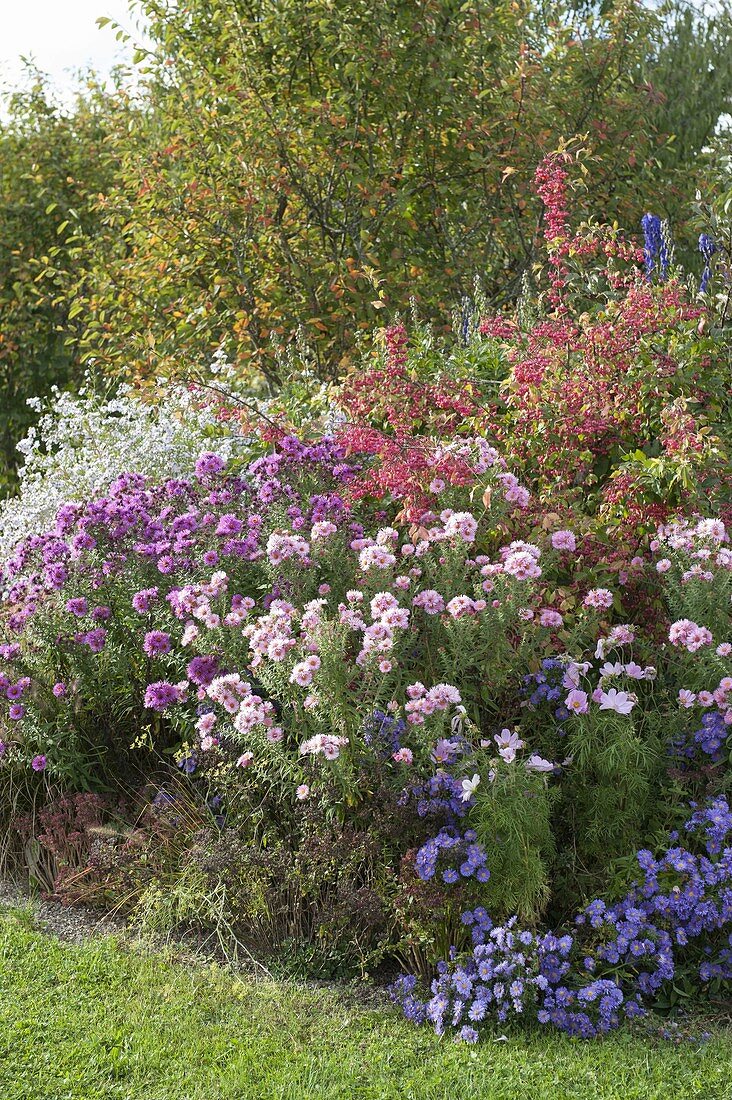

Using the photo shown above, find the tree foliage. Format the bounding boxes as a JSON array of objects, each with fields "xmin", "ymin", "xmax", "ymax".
[
  {"xmin": 0, "ymin": 0, "xmax": 731, "ymax": 488},
  {"xmin": 0, "ymin": 74, "xmax": 118, "ymax": 489},
  {"xmin": 75, "ymin": 0, "xmax": 730, "ymax": 383}
]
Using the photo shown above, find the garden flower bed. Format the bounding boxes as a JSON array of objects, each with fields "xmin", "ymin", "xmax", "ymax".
[{"xmin": 0, "ymin": 156, "xmax": 730, "ymax": 1044}]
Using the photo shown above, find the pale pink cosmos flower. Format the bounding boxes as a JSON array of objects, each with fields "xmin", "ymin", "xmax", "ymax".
[
  {"xmin": 236, "ymin": 751, "xmax": 254, "ymax": 768},
  {"xmin": 598, "ymin": 688, "xmax": 635, "ymax": 715},
  {"xmin": 678, "ymin": 690, "xmax": 697, "ymax": 708},
  {"xmin": 565, "ymin": 689, "xmax": 589, "ymax": 715},
  {"xmin": 525, "ymin": 755, "xmax": 555, "ymax": 773},
  {"xmin": 624, "ymin": 662, "xmax": 646, "ymax": 680},
  {"xmin": 392, "ymin": 747, "xmax": 414, "ymax": 765},
  {"xmin": 296, "ymin": 784, "xmax": 310, "ymax": 800},
  {"xmin": 494, "ymin": 728, "xmax": 524, "ymax": 762},
  {"xmin": 460, "ymin": 774, "xmax": 481, "ymax": 801}
]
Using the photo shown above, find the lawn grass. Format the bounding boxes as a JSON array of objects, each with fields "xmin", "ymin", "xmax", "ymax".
[{"xmin": 1, "ymin": 907, "xmax": 732, "ymax": 1100}]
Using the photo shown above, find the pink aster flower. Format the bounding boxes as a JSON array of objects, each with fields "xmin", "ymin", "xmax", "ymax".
[
  {"xmin": 539, "ymin": 609, "xmax": 564, "ymax": 628},
  {"xmin": 444, "ymin": 511, "xmax": 478, "ymax": 544},
  {"xmin": 583, "ymin": 588, "xmax": 614, "ymax": 610},
  {"xmin": 290, "ymin": 664, "xmax": 313, "ymax": 688},
  {"xmin": 503, "ymin": 551, "xmax": 542, "ymax": 581},
  {"xmin": 412, "ymin": 589, "xmax": 446, "ymax": 615},
  {"xmin": 551, "ymin": 529, "xmax": 576, "ymax": 552}
]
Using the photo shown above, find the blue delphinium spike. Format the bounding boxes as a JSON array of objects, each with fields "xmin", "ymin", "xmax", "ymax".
[
  {"xmin": 641, "ymin": 213, "xmax": 662, "ymax": 280},
  {"xmin": 698, "ymin": 233, "xmax": 716, "ymax": 293}
]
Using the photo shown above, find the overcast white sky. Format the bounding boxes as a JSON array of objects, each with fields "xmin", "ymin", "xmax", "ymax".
[{"xmin": 0, "ymin": 0, "xmax": 145, "ymax": 96}]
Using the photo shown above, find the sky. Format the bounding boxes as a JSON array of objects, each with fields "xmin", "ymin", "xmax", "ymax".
[{"xmin": 0, "ymin": 0, "xmax": 146, "ymax": 97}]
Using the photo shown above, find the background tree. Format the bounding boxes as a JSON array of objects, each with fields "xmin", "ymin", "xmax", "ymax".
[
  {"xmin": 70, "ymin": 0, "xmax": 732, "ymax": 384},
  {"xmin": 1, "ymin": 0, "xmax": 731, "ymax": 491},
  {"xmin": 0, "ymin": 73, "xmax": 118, "ymax": 490}
]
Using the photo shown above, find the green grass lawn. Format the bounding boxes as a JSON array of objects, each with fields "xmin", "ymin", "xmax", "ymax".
[{"xmin": 1, "ymin": 908, "xmax": 732, "ymax": 1100}]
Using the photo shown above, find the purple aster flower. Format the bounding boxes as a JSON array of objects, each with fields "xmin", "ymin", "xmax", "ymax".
[
  {"xmin": 186, "ymin": 655, "xmax": 219, "ymax": 687},
  {"xmin": 132, "ymin": 588, "xmax": 159, "ymax": 613},
  {"xmin": 84, "ymin": 628, "xmax": 107, "ymax": 653},
  {"xmin": 31, "ymin": 754, "xmax": 47, "ymax": 771},
  {"xmin": 143, "ymin": 631, "xmax": 172, "ymax": 658},
  {"xmin": 65, "ymin": 597, "xmax": 88, "ymax": 617},
  {"xmin": 194, "ymin": 452, "xmax": 226, "ymax": 479},
  {"xmin": 216, "ymin": 514, "xmax": 244, "ymax": 536},
  {"xmin": 144, "ymin": 680, "xmax": 184, "ymax": 712}
]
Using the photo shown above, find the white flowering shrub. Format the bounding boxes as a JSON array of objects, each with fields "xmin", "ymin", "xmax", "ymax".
[{"xmin": 0, "ymin": 368, "xmax": 247, "ymax": 563}]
